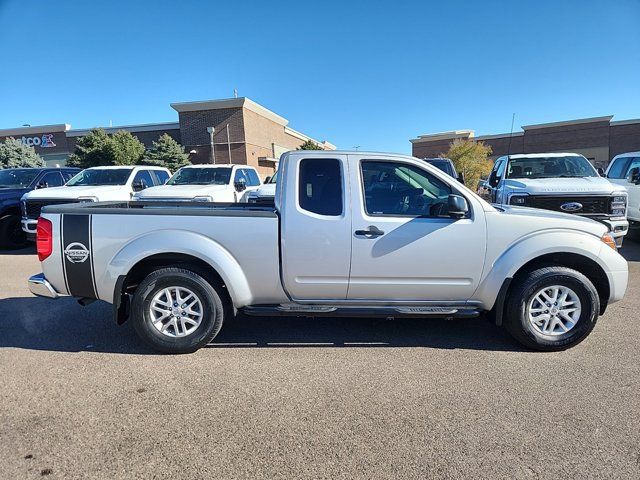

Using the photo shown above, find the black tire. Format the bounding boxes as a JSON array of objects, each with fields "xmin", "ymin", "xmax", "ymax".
[
  {"xmin": 0, "ymin": 213, "xmax": 27, "ymax": 250},
  {"xmin": 504, "ymin": 266, "xmax": 600, "ymax": 351},
  {"xmin": 131, "ymin": 267, "xmax": 226, "ymax": 353}
]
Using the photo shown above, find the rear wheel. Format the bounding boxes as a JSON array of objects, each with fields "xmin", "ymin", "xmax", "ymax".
[
  {"xmin": 0, "ymin": 213, "xmax": 27, "ymax": 249},
  {"xmin": 131, "ymin": 267, "xmax": 226, "ymax": 353},
  {"xmin": 504, "ymin": 266, "xmax": 600, "ymax": 351}
]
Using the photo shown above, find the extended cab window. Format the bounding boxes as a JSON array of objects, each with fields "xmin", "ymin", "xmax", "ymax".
[
  {"xmin": 245, "ymin": 169, "xmax": 261, "ymax": 186},
  {"xmin": 361, "ymin": 161, "xmax": 451, "ymax": 217},
  {"xmin": 153, "ymin": 170, "xmax": 170, "ymax": 185},
  {"xmin": 132, "ymin": 170, "xmax": 154, "ymax": 190},
  {"xmin": 298, "ymin": 158, "xmax": 342, "ymax": 216}
]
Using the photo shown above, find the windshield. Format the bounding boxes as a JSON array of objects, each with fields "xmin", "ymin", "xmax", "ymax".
[
  {"xmin": 267, "ymin": 171, "xmax": 278, "ymax": 184},
  {"xmin": 426, "ymin": 159, "xmax": 454, "ymax": 176},
  {"xmin": 507, "ymin": 155, "xmax": 598, "ymax": 179},
  {"xmin": 67, "ymin": 168, "xmax": 133, "ymax": 186},
  {"xmin": 0, "ymin": 169, "xmax": 39, "ymax": 188},
  {"xmin": 167, "ymin": 167, "xmax": 232, "ymax": 185}
]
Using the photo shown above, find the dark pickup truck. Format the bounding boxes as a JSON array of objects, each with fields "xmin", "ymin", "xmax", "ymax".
[{"xmin": 0, "ymin": 167, "xmax": 79, "ymax": 248}]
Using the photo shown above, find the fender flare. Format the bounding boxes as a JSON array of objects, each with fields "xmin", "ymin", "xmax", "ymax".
[
  {"xmin": 101, "ymin": 229, "xmax": 253, "ymax": 307},
  {"xmin": 475, "ymin": 229, "xmax": 607, "ymax": 311}
]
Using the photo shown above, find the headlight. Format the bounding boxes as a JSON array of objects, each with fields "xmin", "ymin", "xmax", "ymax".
[
  {"xmin": 610, "ymin": 194, "xmax": 627, "ymax": 216},
  {"xmin": 78, "ymin": 196, "xmax": 98, "ymax": 203},
  {"xmin": 193, "ymin": 195, "xmax": 214, "ymax": 202},
  {"xmin": 509, "ymin": 194, "xmax": 528, "ymax": 206}
]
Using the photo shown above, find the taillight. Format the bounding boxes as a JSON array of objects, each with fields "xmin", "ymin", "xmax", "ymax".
[{"xmin": 36, "ymin": 217, "xmax": 53, "ymax": 261}]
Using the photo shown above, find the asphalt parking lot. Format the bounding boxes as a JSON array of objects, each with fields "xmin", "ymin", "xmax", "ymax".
[{"xmin": 1, "ymin": 242, "xmax": 639, "ymax": 479}]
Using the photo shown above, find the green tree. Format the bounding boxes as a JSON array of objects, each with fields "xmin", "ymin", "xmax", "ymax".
[
  {"xmin": 142, "ymin": 134, "xmax": 190, "ymax": 171},
  {"xmin": 0, "ymin": 137, "xmax": 45, "ymax": 169},
  {"xmin": 297, "ymin": 139, "xmax": 323, "ymax": 150},
  {"xmin": 443, "ymin": 139, "xmax": 493, "ymax": 189},
  {"xmin": 66, "ymin": 128, "xmax": 145, "ymax": 168}
]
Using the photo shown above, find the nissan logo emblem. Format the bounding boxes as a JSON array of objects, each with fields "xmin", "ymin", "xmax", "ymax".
[
  {"xmin": 560, "ymin": 202, "xmax": 583, "ymax": 212},
  {"xmin": 64, "ymin": 242, "xmax": 90, "ymax": 263}
]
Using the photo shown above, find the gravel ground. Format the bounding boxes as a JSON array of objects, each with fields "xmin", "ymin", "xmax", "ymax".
[{"xmin": 1, "ymin": 241, "xmax": 639, "ymax": 479}]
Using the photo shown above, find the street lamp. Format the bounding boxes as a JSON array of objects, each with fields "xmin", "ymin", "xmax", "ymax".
[{"xmin": 206, "ymin": 126, "xmax": 216, "ymax": 164}]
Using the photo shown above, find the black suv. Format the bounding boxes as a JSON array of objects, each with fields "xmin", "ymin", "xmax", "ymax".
[{"xmin": 0, "ymin": 167, "xmax": 79, "ymax": 248}]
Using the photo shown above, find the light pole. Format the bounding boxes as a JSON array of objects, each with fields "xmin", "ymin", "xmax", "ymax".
[{"xmin": 206, "ymin": 126, "xmax": 216, "ymax": 164}]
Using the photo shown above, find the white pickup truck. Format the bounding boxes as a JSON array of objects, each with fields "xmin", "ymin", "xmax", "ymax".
[
  {"xmin": 605, "ymin": 151, "xmax": 640, "ymax": 228},
  {"xmin": 133, "ymin": 164, "xmax": 262, "ymax": 203},
  {"xmin": 28, "ymin": 151, "xmax": 628, "ymax": 353},
  {"xmin": 483, "ymin": 153, "xmax": 629, "ymax": 246},
  {"xmin": 21, "ymin": 165, "xmax": 170, "ymax": 238}
]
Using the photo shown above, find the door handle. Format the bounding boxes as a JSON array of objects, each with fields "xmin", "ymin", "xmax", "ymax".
[{"xmin": 354, "ymin": 226, "xmax": 385, "ymax": 237}]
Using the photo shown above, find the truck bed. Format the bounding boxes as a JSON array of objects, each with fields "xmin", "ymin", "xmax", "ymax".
[
  {"xmin": 39, "ymin": 200, "xmax": 285, "ymax": 307},
  {"xmin": 42, "ymin": 200, "xmax": 277, "ymax": 217}
]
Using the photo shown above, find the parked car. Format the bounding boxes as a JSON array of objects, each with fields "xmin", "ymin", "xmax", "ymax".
[
  {"xmin": 422, "ymin": 158, "xmax": 465, "ymax": 183},
  {"xmin": 605, "ymin": 151, "xmax": 640, "ymax": 228},
  {"xmin": 485, "ymin": 153, "xmax": 629, "ymax": 246},
  {"xmin": 133, "ymin": 164, "xmax": 261, "ymax": 203},
  {"xmin": 241, "ymin": 170, "xmax": 277, "ymax": 204},
  {"xmin": 0, "ymin": 167, "xmax": 79, "ymax": 248},
  {"xmin": 28, "ymin": 150, "xmax": 627, "ymax": 354},
  {"xmin": 21, "ymin": 165, "xmax": 170, "ymax": 239}
]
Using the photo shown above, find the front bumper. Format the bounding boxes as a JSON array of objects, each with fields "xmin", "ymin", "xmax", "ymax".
[
  {"xmin": 21, "ymin": 218, "xmax": 37, "ymax": 237},
  {"xmin": 28, "ymin": 273, "xmax": 60, "ymax": 299},
  {"xmin": 597, "ymin": 217, "xmax": 629, "ymax": 247}
]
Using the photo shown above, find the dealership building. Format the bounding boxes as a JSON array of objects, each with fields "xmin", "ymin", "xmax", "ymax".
[
  {"xmin": 0, "ymin": 97, "xmax": 335, "ymax": 176},
  {"xmin": 411, "ymin": 115, "xmax": 640, "ymax": 169}
]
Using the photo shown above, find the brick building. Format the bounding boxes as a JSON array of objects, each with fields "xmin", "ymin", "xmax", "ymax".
[
  {"xmin": 410, "ymin": 116, "xmax": 640, "ymax": 169},
  {"xmin": 0, "ymin": 97, "xmax": 334, "ymax": 176}
]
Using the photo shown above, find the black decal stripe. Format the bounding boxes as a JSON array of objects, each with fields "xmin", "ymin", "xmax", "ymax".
[
  {"xmin": 62, "ymin": 214, "xmax": 96, "ymax": 298},
  {"xmin": 60, "ymin": 215, "xmax": 70, "ymax": 294},
  {"xmin": 88, "ymin": 215, "xmax": 98, "ymax": 298}
]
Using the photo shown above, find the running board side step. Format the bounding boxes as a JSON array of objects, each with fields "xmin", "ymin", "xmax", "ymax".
[{"xmin": 241, "ymin": 304, "xmax": 481, "ymax": 319}]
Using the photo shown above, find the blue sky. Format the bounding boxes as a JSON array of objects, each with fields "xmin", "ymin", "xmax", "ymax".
[{"xmin": 1, "ymin": 0, "xmax": 639, "ymax": 153}]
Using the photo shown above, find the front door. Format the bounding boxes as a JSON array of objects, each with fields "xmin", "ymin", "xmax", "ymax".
[{"xmin": 347, "ymin": 156, "xmax": 486, "ymax": 302}]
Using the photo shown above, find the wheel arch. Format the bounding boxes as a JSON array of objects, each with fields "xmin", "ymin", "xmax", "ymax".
[{"xmin": 102, "ymin": 230, "xmax": 252, "ymax": 323}]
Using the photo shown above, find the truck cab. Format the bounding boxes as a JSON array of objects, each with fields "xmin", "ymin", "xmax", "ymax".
[
  {"xmin": 133, "ymin": 164, "xmax": 262, "ymax": 203},
  {"xmin": 485, "ymin": 153, "xmax": 629, "ymax": 246},
  {"xmin": 21, "ymin": 165, "xmax": 170, "ymax": 239},
  {"xmin": 605, "ymin": 151, "xmax": 640, "ymax": 227}
]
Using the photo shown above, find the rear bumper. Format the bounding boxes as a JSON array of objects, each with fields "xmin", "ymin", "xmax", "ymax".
[{"xmin": 28, "ymin": 273, "xmax": 60, "ymax": 299}]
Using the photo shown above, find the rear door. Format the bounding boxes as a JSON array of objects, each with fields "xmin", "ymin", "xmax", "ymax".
[
  {"xmin": 280, "ymin": 154, "xmax": 352, "ymax": 300},
  {"xmin": 347, "ymin": 155, "xmax": 486, "ymax": 301}
]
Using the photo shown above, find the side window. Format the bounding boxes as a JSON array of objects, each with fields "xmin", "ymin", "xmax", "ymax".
[
  {"xmin": 234, "ymin": 168, "xmax": 249, "ymax": 184},
  {"xmin": 39, "ymin": 171, "xmax": 64, "ymax": 188},
  {"xmin": 132, "ymin": 170, "xmax": 154, "ymax": 190},
  {"xmin": 624, "ymin": 157, "xmax": 640, "ymax": 181},
  {"xmin": 607, "ymin": 157, "xmax": 630, "ymax": 179},
  {"xmin": 361, "ymin": 161, "xmax": 452, "ymax": 217},
  {"xmin": 152, "ymin": 170, "xmax": 170, "ymax": 185},
  {"xmin": 496, "ymin": 159, "xmax": 507, "ymax": 178},
  {"xmin": 245, "ymin": 168, "xmax": 261, "ymax": 186},
  {"xmin": 298, "ymin": 158, "xmax": 343, "ymax": 216}
]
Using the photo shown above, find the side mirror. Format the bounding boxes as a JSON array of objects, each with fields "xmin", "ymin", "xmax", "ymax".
[
  {"xmin": 597, "ymin": 167, "xmax": 605, "ymax": 177},
  {"xmin": 234, "ymin": 179, "xmax": 247, "ymax": 192},
  {"xmin": 448, "ymin": 194, "xmax": 469, "ymax": 219},
  {"xmin": 488, "ymin": 171, "xmax": 499, "ymax": 188},
  {"xmin": 457, "ymin": 172, "xmax": 465, "ymax": 184},
  {"xmin": 132, "ymin": 180, "xmax": 146, "ymax": 192},
  {"xmin": 36, "ymin": 181, "xmax": 48, "ymax": 189},
  {"xmin": 264, "ymin": 176, "xmax": 271, "ymax": 184},
  {"xmin": 628, "ymin": 167, "xmax": 640, "ymax": 185}
]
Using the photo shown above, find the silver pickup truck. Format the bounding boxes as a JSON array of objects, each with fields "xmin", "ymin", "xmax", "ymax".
[{"xmin": 29, "ymin": 151, "xmax": 628, "ymax": 353}]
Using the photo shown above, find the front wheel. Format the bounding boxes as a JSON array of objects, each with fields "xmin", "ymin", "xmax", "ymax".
[
  {"xmin": 131, "ymin": 267, "xmax": 226, "ymax": 353},
  {"xmin": 504, "ymin": 266, "xmax": 600, "ymax": 351}
]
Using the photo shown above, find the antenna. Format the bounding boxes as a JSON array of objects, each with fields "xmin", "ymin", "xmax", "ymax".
[{"xmin": 506, "ymin": 113, "xmax": 515, "ymax": 158}]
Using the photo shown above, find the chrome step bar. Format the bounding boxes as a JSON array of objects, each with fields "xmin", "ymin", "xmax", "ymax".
[{"xmin": 242, "ymin": 304, "xmax": 480, "ymax": 318}]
